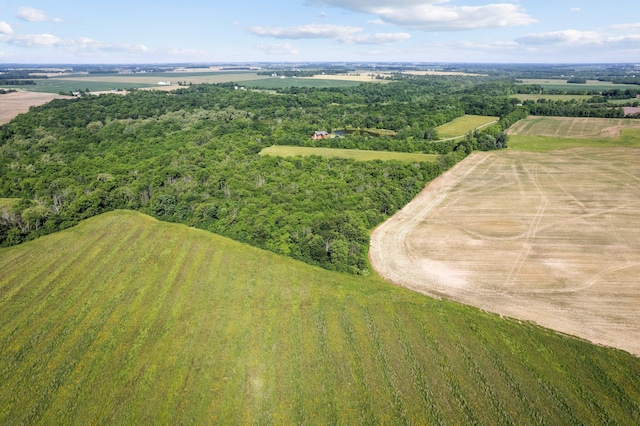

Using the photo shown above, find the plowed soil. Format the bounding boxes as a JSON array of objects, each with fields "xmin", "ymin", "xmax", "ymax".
[
  {"xmin": 370, "ymin": 149, "xmax": 640, "ymax": 356},
  {"xmin": 0, "ymin": 91, "xmax": 67, "ymax": 125}
]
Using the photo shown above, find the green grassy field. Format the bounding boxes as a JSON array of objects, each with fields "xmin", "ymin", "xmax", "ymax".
[
  {"xmin": 2, "ymin": 79, "xmax": 156, "ymax": 94},
  {"xmin": 510, "ymin": 94, "xmax": 594, "ymax": 102},
  {"xmin": 242, "ymin": 77, "xmax": 365, "ymax": 89},
  {"xmin": 435, "ymin": 114, "xmax": 498, "ymax": 139},
  {"xmin": 516, "ymin": 79, "xmax": 639, "ymax": 93},
  {"xmin": 1, "ymin": 71, "xmax": 273, "ymax": 94},
  {"xmin": 1, "ymin": 210, "xmax": 639, "ymax": 424},
  {"xmin": 260, "ymin": 145, "xmax": 438, "ymax": 162},
  {"xmin": 507, "ymin": 116, "xmax": 640, "ymax": 151},
  {"xmin": 509, "ymin": 129, "xmax": 640, "ymax": 152}
]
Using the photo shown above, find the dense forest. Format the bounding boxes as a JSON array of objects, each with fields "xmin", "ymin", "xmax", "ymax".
[{"xmin": 0, "ymin": 76, "xmax": 629, "ymax": 272}]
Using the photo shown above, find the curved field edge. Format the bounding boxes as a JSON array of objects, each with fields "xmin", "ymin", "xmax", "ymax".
[
  {"xmin": 434, "ymin": 114, "xmax": 499, "ymax": 139},
  {"xmin": 1, "ymin": 210, "xmax": 639, "ymax": 424},
  {"xmin": 370, "ymin": 148, "xmax": 640, "ymax": 356}
]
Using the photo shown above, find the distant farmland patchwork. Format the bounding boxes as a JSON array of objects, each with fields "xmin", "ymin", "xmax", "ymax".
[
  {"xmin": 1, "ymin": 71, "xmax": 372, "ymax": 93},
  {"xmin": 1, "ymin": 211, "xmax": 639, "ymax": 424}
]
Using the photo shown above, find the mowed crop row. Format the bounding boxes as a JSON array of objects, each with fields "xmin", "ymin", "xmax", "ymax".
[
  {"xmin": 260, "ymin": 145, "xmax": 439, "ymax": 162},
  {"xmin": 1, "ymin": 211, "xmax": 639, "ymax": 424},
  {"xmin": 507, "ymin": 116, "xmax": 640, "ymax": 139},
  {"xmin": 435, "ymin": 114, "xmax": 498, "ymax": 139}
]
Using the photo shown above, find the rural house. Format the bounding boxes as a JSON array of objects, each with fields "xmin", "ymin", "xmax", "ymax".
[{"xmin": 312, "ymin": 131, "xmax": 330, "ymax": 140}]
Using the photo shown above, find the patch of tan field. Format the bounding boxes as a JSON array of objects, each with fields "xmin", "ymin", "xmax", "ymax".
[
  {"xmin": 624, "ymin": 107, "xmax": 640, "ymax": 116},
  {"xmin": 0, "ymin": 91, "xmax": 68, "ymax": 125},
  {"xmin": 370, "ymin": 149, "xmax": 640, "ymax": 356},
  {"xmin": 507, "ymin": 116, "xmax": 640, "ymax": 138}
]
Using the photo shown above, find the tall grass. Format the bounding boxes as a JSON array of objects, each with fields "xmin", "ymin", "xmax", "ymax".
[
  {"xmin": 509, "ymin": 129, "xmax": 640, "ymax": 152},
  {"xmin": 1, "ymin": 210, "xmax": 639, "ymax": 423},
  {"xmin": 260, "ymin": 145, "xmax": 439, "ymax": 162},
  {"xmin": 435, "ymin": 115, "xmax": 498, "ymax": 139}
]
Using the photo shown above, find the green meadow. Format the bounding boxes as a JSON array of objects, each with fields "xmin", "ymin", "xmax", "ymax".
[
  {"xmin": 516, "ymin": 79, "xmax": 639, "ymax": 93},
  {"xmin": 3, "ymin": 79, "xmax": 155, "ymax": 93},
  {"xmin": 509, "ymin": 129, "xmax": 640, "ymax": 152},
  {"xmin": 435, "ymin": 114, "xmax": 498, "ymax": 139},
  {"xmin": 260, "ymin": 145, "xmax": 439, "ymax": 162},
  {"xmin": 510, "ymin": 94, "xmax": 593, "ymax": 102},
  {"xmin": 1, "ymin": 210, "xmax": 639, "ymax": 424}
]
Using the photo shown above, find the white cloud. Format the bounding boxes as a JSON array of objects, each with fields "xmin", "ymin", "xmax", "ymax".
[
  {"xmin": 514, "ymin": 29, "xmax": 640, "ymax": 54},
  {"xmin": 16, "ymin": 7, "xmax": 62, "ymax": 23},
  {"xmin": 306, "ymin": 0, "xmax": 536, "ymax": 30},
  {"xmin": 517, "ymin": 30, "xmax": 613, "ymax": 46},
  {"xmin": 256, "ymin": 42, "xmax": 299, "ymax": 55},
  {"xmin": 0, "ymin": 21, "xmax": 13, "ymax": 35},
  {"xmin": 8, "ymin": 33, "xmax": 62, "ymax": 47},
  {"xmin": 607, "ymin": 22, "xmax": 640, "ymax": 32},
  {"xmin": 2, "ymin": 32, "xmax": 148, "ymax": 54},
  {"xmin": 250, "ymin": 24, "xmax": 362, "ymax": 39},
  {"xmin": 570, "ymin": 8, "xmax": 582, "ymax": 13},
  {"xmin": 346, "ymin": 32, "xmax": 411, "ymax": 44},
  {"xmin": 250, "ymin": 23, "xmax": 409, "ymax": 45},
  {"xmin": 71, "ymin": 38, "xmax": 149, "ymax": 53},
  {"xmin": 367, "ymin": 19, "xmax": 386, "ymax": 25}
]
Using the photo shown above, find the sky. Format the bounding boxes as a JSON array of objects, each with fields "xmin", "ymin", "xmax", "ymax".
[{"xmin": 0, "ymin": 1, "xmax": 639, "ymax": 64}]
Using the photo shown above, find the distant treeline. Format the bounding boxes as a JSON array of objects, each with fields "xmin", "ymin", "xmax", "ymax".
[
  {"xmin": 257, "ymin": 69, "xmax": 353, "ymax": 77},
  {"xmin": 0, "ymin": 70, "xmax": 47, "ymax": 86},
  {"xmin": 0, "ymin": 80, "xmax": 36, "ymax": 85}
]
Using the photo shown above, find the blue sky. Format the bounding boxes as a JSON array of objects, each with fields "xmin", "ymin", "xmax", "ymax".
[{"xmin": 0, "ymin": 1, "xmax": 639, "ymax": 63}]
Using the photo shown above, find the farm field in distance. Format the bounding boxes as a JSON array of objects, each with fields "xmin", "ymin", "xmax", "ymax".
[
  {"xmin": 1, "ymin": 70, "xmax": 381, "ymax": 94},
  {"xmin": 507, "ymin": 116, "xmax": 640, "ymax": 139},
  {"xmin": 510, "ymin": 94, "xmax": 593, "ymax": 102},
  {"xmin": 260, "ymin": 145, "xmax": 439, "ymax": 162},
  {"xmin": 371, "ymin": 115, "xmax": 640, "ymax": 356},
  {"xmin": 434, "ymin": 114, "xmax": 498, "ymax": 139},
  {"xmin": 1, "ymin": 210, "xmax": 639, "ymax": 424}
]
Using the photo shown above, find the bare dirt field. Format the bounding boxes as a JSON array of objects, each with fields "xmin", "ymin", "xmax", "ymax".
[
  {"xmin": 0, "ymin": 91, "xmax": 67, "ymax": 125},
  {"xmin": 370, "ymin": 149, "xmax": 640, "ymax": 356}
]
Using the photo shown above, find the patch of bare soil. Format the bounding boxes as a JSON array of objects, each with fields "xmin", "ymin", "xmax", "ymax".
[
  {"xmin": 371, "ymin": 149, "xmax": 640, "ymax": 356},
  {"xmin": 624, "ymin": 107, "xmax": 640, "ymax": 116},
  {"xmin": 0, "ymin": 91, "xmax": 68, "ymax": 125}
]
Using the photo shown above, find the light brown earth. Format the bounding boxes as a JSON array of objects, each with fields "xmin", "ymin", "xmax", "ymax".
[
  {"xmin": 0, "ymin": 91, "xmax": 68, "ymax": 125},
  {"xmin": 370, "ymin": 149, "xmax": 640, "ymax": 356},
  {"xmin": 624, "ymin": 107, "xmax": 640, "ymax": 116}
]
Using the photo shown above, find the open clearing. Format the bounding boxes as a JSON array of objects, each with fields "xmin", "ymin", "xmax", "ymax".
[
  {"xmin": 260, "ymin": 145, "xmax": 438, "ymax": 162},
  {"xmin": 0, "ymin": 91, "xmax": 67, "ymax": 124},
  {"xmin": 435, "ymin": 114, "xmax": 498, "ymax": 139},
  {"xmin": 371, "ymin": 148, "xmax": 640, "ymax": 356},
  {"xmin": 1, "ymin": 210, "xmax": 640, "ymax": 423}
]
